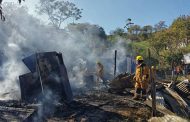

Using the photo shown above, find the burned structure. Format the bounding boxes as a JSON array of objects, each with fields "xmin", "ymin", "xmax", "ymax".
[
  {"xmin": 108, "ymin": 72, "xmax": 134, "ymax": 93},
  {"xmin": 19, "ymin": 52, "xmax": 73, "ymax": 103}
]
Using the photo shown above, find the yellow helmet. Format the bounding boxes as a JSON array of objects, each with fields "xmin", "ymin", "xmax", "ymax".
[{"xmin": 136, "ymin": 56, "xmax": 143, "ymax": 61}]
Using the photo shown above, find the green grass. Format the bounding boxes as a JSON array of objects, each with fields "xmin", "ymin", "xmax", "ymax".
[{"xmin": 132, "ymin": 41, "xmax": 150, "ymax": 49}]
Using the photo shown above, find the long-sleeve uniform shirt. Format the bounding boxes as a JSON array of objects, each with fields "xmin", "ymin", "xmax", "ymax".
[{"xmin": 134, "ymin": 63, "xmax": 149, "ymax": 89}]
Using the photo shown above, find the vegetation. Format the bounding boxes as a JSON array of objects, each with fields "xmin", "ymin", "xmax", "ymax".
[{"xmin": 108, "ymin": 16, "xmax": 190, "ymax": 69}]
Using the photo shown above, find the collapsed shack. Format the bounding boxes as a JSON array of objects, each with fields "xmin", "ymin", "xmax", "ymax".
[{"xmin": 19, "ymin": 52, "xmax": 73, "ymax": 103}]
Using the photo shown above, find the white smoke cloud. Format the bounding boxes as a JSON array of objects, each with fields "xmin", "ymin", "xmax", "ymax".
[{"xmin": 0, "ymin": 2, "xmax": 131, "ymax": 100}]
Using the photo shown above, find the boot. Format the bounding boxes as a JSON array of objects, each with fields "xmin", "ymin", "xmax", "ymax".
[
  {"xmin": 132, "ymin": 88, "xmax": 141, "ymax": 100},
  {"xmin": 141, "ymin": 89, "xmax": 147, "ymax": 101}
]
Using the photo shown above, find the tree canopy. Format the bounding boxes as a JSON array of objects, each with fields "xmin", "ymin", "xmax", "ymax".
[
  {"xmin": 109, "ymin": 16, "xmax": 190, "ymax": 68},
  {"xmin": 37, "ymin": 0, "xmax": 82, "ymax": 28}
]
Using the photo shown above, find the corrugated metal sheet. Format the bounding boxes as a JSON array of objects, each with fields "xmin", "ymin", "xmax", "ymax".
[{"xmin": 175, "ymin": 81, "xmax": 190, "ymax": 97}]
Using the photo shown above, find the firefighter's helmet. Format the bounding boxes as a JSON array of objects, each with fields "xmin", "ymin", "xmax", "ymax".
[{"xmin": 136, "ymin": 56, "xmax": 143, "ymax": 61}]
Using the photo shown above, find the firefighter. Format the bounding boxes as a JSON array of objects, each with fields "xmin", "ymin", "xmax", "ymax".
[
  {"xmin": 133, "ymin": 56, "xmax": 149, "ymax": 100},
  {"xmin": 96, "ymin": 61, "xmax": 104, "ymax": 83}
]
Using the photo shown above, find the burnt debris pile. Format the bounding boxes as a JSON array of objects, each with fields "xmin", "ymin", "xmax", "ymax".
[
  {"xmin": 19, "ymin": 52, "xmax": 73, "ymax": 103},
  {"xmin": 0, "ymin": 52, "xmax": 190, "ymax": 121}
]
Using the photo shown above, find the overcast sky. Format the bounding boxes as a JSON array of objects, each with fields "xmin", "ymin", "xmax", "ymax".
[{"xmin": 3, "ymin": 0, "xmax": 190, "ymax": 33}]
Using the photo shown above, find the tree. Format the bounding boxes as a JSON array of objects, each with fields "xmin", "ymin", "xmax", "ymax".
[
  {"xmin": 37, "ymin": 0, "xmax": 82, "ymax": 28},
  {"xmin": 66, "ymin": 23, "xmax": 108, "ymax": 53},
  {"xmin": 140, "ymin": 25, "xmax": 153, "ymax": 40},
  {"xmin": 110, "ymin": 28, "xmax": 125, "ymax": 36},
  {"xmin": 128, "ymin": 25, "xmax": 141, "ymax": 35},
  {"xmin": 124, "ymin": 18, "xmax": 134, "ymax": 30},
  {"xmin": 0, "ymin": 0, "xmax": 24, "ymax": 21},
  {"xmin": 142, "ymin": 25, "xmax": 153, "ymax": 34},
  {"xmin": 127, "ymin": 25, "xmax": 141, "ymax": 41},
  {"xmin": 166, "ymin": 53, "xmax": 183, "ymax": 66},
  {"xmin": 149, "ymin": 18, "xmax": 189, "ymax": 68},
  {"xmin": 154, "ymin": 21, "xmax": 167, "ymax": 32},
  {"xmin": 171, "ymin": 15, "xmax": 190, "ymax": 46}
]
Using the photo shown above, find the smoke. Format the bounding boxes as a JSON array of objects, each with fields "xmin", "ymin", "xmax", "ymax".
[
  {"xmin": 32, "ymin": 89, "xmax": 58, "ymax": 121},
  {"xmin": 0, "ymin": 3, "xmax": 131, "ymax": 100}
]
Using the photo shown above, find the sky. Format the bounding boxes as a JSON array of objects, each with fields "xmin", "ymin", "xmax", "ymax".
[{"xmin": 3, "ymin": 0, "xmax": 190, "ymax": 33}]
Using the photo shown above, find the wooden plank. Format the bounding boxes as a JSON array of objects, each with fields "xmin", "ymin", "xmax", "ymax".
[
  {"xmin": 148, "ymin": 48, "xmax": 156, "ymax": 117},
  {"xmin": 145, "ymin": 100, "xmax": 175, "ymax": 115},
  {"xmin": 114, "ymin": 50, "xmax": 117, "ymax": 77}
]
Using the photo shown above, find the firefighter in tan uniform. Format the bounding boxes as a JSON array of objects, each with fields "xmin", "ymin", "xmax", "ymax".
[
  {"xmin": 96, "ymin": 61, "xmax": 104, "ymax": 83},
  {"xmin": 133, "ymin": 56, "xmax": 149, "ymax": 100}
]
